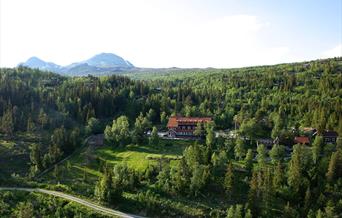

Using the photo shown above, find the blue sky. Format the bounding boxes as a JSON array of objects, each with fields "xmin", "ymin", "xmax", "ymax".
[{"xmin": 0, "ymin": 0, "xmax": 341, "ymax": 68}]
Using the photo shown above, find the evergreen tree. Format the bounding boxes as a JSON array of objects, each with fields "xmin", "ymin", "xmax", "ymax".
[
  {"xmin": 312, "ymin": 136, "xmax": 323, "ymax": 164},
  {"xmin": 287, "ymin": 144, "xmax": 303, "ymax": 193},
  {"xmin": 256, "ymin": 144, "xmax": 267, "ymax": 167},
  {"xmin": 206, "ymin": 123, "xmax": 215, "ymax": 147},
  {"xmin": 326, "ymin": 151, "xmax": 338, "ymax": 183},
  {"xmin": 224, "ymin": 162, "xmax": 234, "ymax": 198},
  {"xmin": 133, "ymin": 113, "xmax": 145, "ymax": 144},
  {"xmin": 248, "ymin": 170, "xmax": 259, "ymax": 215},
  {"xmin": 14, "ymin": 202, "xmax": 34, "ymax": 218},
  {"xmin": 29, "ymin": 143, "xmax": 42, "ymax": 177},
  {"xmin": 149, "ymin": 126, "xmax": 159, "ymax": 147},
  {"xmin": 269, "ymin": 144, "xmax": 285, "ymax": 164},
  {"xmin": 94, "ymin": 170, "xmax": 119, "ymax": 203},
  {"xmin": 190, "ymin": 163, "xmax": 210, "ymax": 196},
  {"xmin": 85, "ymin": 117, "xmax": 101, "ymax": 135},
  {"xmin": 38, "ymin": 108, "xmax": 48, "ymax": 129},
  {"xmin": 245, "ymin": 149, "xmax": 254, "ymax": 173},
  {"xmin": 26, "ymin": 116, "xmax": 35, "ymax": 132},
  {"xmin": 273, "ymin": 162, "xmax": 284, "ymax": 189},
  {"xmin": 235, "ymin": 139, "xmax": 246, "ymax": 160},
  {"xmin": 1, "ymin": 107, "xmax": 14, "ymax": 137}
]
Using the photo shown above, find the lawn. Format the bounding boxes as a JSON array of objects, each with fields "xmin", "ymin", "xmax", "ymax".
[
  {"xmin": 40, "ymin": 139, "xmax": 190, "ymax": 195},
  {"xmin": 95, "ymin": 140, "xmax": 187, "ymax": 171}
]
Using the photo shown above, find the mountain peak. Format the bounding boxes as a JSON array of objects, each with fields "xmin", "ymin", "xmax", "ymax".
[
  {"xmin": 25, "ymin": 56, "xmax": 46, "ymax": 65},
  {"xmin": 85, "ymin": 53, "xmax": 134, "ymax": 68},
  {"xmin": 20, "ymin": 52, "xmax": 135, "ymax": 76}
]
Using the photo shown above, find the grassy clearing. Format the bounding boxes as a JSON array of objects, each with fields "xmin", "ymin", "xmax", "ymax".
[
  {"xmin": 40, "ymin": 139, "xmax": 253, "ymax": 217},
  {"xmin": 41, "ymin": 139, "xmax": 189, "ymax": 194}
]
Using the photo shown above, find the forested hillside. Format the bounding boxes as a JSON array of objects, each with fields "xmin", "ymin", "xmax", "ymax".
[{"xmin": 0, "ymin": 57, "xmax": 341, "ymax": 217}]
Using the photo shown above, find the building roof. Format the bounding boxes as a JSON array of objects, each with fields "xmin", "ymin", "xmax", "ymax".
[
  {"xmin": 322, "ymin": 130, "xmax": 338, "ymax": 137},
  {"xmin": 302, "ymin": 127, "xmax": 316, "ymax": 132},
  {"xmin": 294, "ymin": 136, "xmax": 310, "ymax": 144},
  {"xmin": 167, "ymin": 116, "xmax": 212, "ymax": 128},
  {"xmin": 313, "ymin": 130, "xmax": 338, "ymax": 137}
]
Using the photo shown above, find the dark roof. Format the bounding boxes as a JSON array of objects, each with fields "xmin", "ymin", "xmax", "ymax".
[{"xmin": 323, "ymin": 130, "xmax": 338, "ymax": 137}]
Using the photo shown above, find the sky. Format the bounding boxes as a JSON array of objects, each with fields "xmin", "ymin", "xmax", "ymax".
[{"xmin": 0, "ymin": 0, "xmax": 341, "ymax": 68}]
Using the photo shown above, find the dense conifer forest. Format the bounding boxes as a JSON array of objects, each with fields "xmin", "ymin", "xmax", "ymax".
[{"xmin": 0, "ymin": 57, "xmax": 341, "ymax": 217}]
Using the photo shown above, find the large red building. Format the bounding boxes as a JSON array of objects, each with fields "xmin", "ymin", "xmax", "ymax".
[{"xmin": 167, "ymin": 116, "xmax": 212, "ymax": 138}]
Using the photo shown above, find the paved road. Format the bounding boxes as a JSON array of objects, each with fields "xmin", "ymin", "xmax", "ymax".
[{"xmin": 0, "ymin": 187, "xmax": 145, "ymax": 218}]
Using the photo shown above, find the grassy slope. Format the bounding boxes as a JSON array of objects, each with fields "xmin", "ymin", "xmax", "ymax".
[
  {"xmin": 41, "ymin": 139, "xmax": 188, "ymax": 194},
  {"xmin": 39, "ymin": 139, "xmax": 254, "ymax": 217}
]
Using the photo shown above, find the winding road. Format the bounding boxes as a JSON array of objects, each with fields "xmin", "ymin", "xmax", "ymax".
[{"xmin": 0, "ymin": 187, "xmax": 145, "ymax": 218}]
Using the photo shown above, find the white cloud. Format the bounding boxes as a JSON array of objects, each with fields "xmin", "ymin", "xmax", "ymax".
[
  {"xmin": 0, "ymin": 0, "xmax": 292, "ymax": 68},
  {"xmin": 322, "ymin": 44, "xmax": 342, "ymax": 58}
]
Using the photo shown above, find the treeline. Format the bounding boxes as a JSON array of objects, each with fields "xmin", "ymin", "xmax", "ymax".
[
  {"xmin": 1, "ymin": 58, "xmax": 341, "ymax": 139},
  {"xmin": 94, "ymin": 133, "xmax": 342, "ymax": 217}
]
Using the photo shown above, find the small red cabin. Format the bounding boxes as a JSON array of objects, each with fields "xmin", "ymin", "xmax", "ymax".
[
  {"xmin": 167, "ymin": 116, "xmax": 212, "ymax": 138},
  {"xmin": 294, "ymin": 136, "xmax": 310, "ymax": 145}
]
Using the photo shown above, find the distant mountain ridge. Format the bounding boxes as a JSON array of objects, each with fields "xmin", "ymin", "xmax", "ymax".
[{"xmin": 19, "ymin": 53, "xmax": 135, "ymax": 76}]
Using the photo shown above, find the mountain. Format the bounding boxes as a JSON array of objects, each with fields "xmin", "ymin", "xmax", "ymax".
[
  {"xmin": 20, "ymin": 57, "xmax": 62, "ymax": 73},
  {"xmin": 20, "ymin": 53, "xmax": 135, "ymax": 76},
  {"xmin": 84, "ymin": 53, "xmax": 134, "ymax": 68}
]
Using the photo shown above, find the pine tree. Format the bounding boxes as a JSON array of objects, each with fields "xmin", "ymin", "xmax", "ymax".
[
  {"xmin": 245, "ymin": 149, "xmax": 254, "ymax": 173},
  {"xmin": 26, "ymin": 116, "xmax": 35, "ymax": 132},
  {"xmin": 235, "ymin": 204, "xmax": 243, "ymax": 218},
  {"xmin": 38, "ymin": 108, "xmax": 48, "ymax": 129},
  {"xmin": 95, "ymin": 170, "xmax": 116, "ymax": 203},
  {"xmin": 269, "ymin": 144, "xmax": 285, "ymax": 164},
  {"xmin": 226, "ymin": 205, "xmax": 235, "ymax": 218},
  {"xmin": 235, "ymin": 139, "xmax": 246, "ymax": 160},
  {"xmin": 326, "ymin": 152, "xmax": 338, "ymax": 183},
  {"xmin": 224, "ymin": 162, "xmax": 234, "ymax": 198},
  {"xmin": 256, "ymin": 144, "xmax": 267, "ymax": 167},
  {"xmin": 248, "ymin": 170, "xmax": 259, "ymax": 215},
  {"xmin": 273, "ymin": 162, "xmax": 284, "ymax": 189},
  {"xmin": 133, "ymin": 113, "xmax": 145, "ymax": 144},
  {"xmin": 1, "ymin": 107, "xmax": 14, "ymax": 137},
  {"xmin": 244, "ymin": 209, "xmax": 252, "ymax": 218},
  {"xmin": 206, "ymin": 123, "xmax": 215, "ymax": 147},
  {"xmin": 304, "ymin": 187, "xmax": 311, "ymax": 214},
  {"xmin": 53, "ymin": 164, "xmax": 60, "ymax": 182},
  {"xmin": 29, "ymin": 143, "xmax": 42, "ymax": 177},
  {"xmin": 312, "ymin": 136, "xmax": 323, "ymax": 164},
  {"xmin": 149, "ymin": 126, "xmax": 159, "ymax": 147},
  {"xmin": 287, "ymin": 144, "xmax": 303, "ymax": 192}
]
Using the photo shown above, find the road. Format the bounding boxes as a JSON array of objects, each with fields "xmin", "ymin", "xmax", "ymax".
[{"xmin": 0, "ymin": 187, "xmax": 145, "ymax": 218}]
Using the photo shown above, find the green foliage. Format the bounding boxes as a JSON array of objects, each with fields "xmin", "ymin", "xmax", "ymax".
[
  {"xmin": 224, "ymin": 162, "xmax": 234, "ymax": 196},
  {"xmin": 245, "ymin": 149, "xmax": 254, "ymax": 172},
  {"xmin": 1, "ymin": 58, "xmax": 342, "ymax": 218},
  {"xmin": 312, "ymin": 136, "xmax": 323, "ymax": 164},
  {"xmin": 85, "ymin": 117, "xmax": 101, "ymax": 135},
  {"xmin": 190, "ymin": 163, "xmax": 210, "ymax": 196},
  {"xmin": 149, "ymin": 126, "xmax": 159, "ymax": 147},
  {"xmin": 104, "ymin": 115, "xmax": 130, "ymax": 146},
  {"xmin": 235, "ymin": 138, "xmax": 246, "ymax": 160},
  {"xmin": 256, "ymin": 144, "xmax": 267, "ymax": 167},
  {"xmin": 269, "ymin": 144, "xmax": 285, "ymax": 164}
]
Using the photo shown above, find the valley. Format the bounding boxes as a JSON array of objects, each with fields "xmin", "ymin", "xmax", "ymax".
[{"xmin": 0, "ymin": 57, "xmax": 341, "ymax": 217}]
